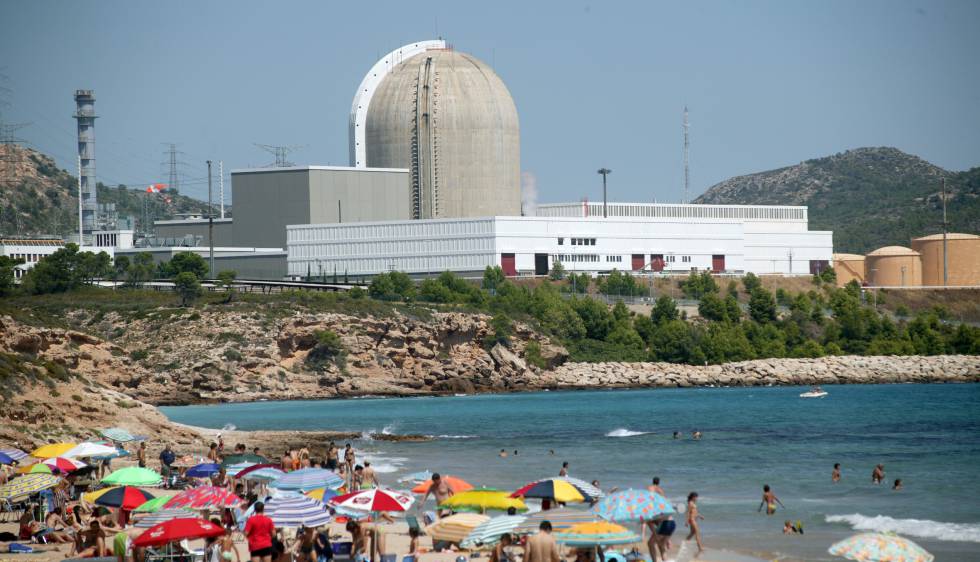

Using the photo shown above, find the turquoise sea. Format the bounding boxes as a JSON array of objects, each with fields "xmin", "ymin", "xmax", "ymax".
[{"xmin": 162, "ymin": 384, "xmax": 980, "ymax": 561}]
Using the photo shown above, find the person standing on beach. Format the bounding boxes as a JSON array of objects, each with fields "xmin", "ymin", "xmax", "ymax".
[
  {"xmin": 326, "ymin": 443, "xmax": 339, "ymax": 470},
  {"xmin": 362, "ymin": 462, "xmax": 379, "ymax": 489},
  {"xmin": 524, "ymin": 521, "xmax": 560, "ymax": 562},
  {"xmin": 244, "ymin": 502, "xmax": 274, "ymax": 562},
  {"xmin": 832, "ymin": 463, "xmax": 841, "ymax": 483},
  {"xmin": 280, "ymin": 450, "xmax": 292, "ymax": 472},
  {"xmin": 344, "ymin": 444, "xmax": 356, "ymax": 474},
  {"xmin": 758, "ymin": 485, "xmax": 784, "ymax": 515},
  {"xmin": 684, "ymin": 492, "xmax": 704, "ymax": 556},
  {"xmin": 137, "ymin": 442, "xmax": 147, "ymax": 468},
  {"xmin": 421, "ymin": 473, "xmax": 455, "ymax": 518},
  {"xmin": 872, "ymin": 464, "xmax": 885, "ymax": 484},
  {"xmin": 559, "ymin": 462, "xmax": 569, "ymax": 477},
  {"xmin": 159, "ymin": 443, "xmax": 175, "ymax": 487}
]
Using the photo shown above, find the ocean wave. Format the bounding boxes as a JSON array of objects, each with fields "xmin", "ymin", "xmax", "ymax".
[
  {"xmin": 434, "ymin": 434, "xmax": 478, "ymax": 439},
  {"xmin": 606, "ymin": 428, "xmax": 650, "ymax": 437},
  {"xmin": 826, "ymin": 514, "xmax": 980, "ymax": 543},
  {"xmin": 221, "ymin": 423, "xmax": 237, "ymax": 431}
]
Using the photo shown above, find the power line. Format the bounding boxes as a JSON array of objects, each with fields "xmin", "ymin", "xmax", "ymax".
[{"xmin": 254, "ymin": 143, "xmax": 303, "ymax": 167}]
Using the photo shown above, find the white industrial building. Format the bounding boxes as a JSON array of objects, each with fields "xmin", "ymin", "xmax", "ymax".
[{"xmin": 286, "ymin": 203, "xmax": 833, "ymax": 279}]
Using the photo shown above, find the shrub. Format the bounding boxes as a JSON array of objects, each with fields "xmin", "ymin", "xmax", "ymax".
[
  {"xmin": 306, "ymin": 330, "xmax": 347, "ymax": 372},
  {"xmin": 524, "ymin": 341, "xmax": 547, "ymax": 369},
  {"xmin": 129, "ymin": 349, "xmax": 150, "ymax": 361},
  {"xmin": 71, "ymin": 394, "xmax": 83, "ymax": 402},
  {"xmin": 223, "ymin": 348, "xmax": 243, "ymax": 361}
]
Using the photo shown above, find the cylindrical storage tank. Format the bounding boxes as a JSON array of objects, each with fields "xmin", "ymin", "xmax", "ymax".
[
  {"xmin": 865, "ymin": 246, "xmax": 922, "ymax": 287},
  {"xmin": 365, "ymin": 49, "xmax": 520, "ymax": 219},
  {"xmin": 911, "ymin": 233, "xmax": 980, "ymax": 286},
  {"xmin": 832, "ymin": 253, "xmax": 865, "ymax": 286}
]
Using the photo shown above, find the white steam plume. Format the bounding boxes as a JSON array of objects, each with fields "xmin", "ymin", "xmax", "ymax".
[{"xmin": 521, "ymin": 171, "xmax": 538, "ymax": 216}]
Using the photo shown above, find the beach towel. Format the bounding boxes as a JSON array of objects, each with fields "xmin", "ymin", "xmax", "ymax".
[{"xmin": 8, "ymin": 543, "xmax": 33, "ymax": 553}]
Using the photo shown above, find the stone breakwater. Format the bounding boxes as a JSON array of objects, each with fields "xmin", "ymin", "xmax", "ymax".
[{"xmin": 542, "ymin": 355, "xmax": 980, "ymax": 388}]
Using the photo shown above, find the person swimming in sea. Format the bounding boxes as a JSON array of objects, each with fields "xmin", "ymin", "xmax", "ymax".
[
  {"xmin": 673, "ymin": 431, "xmax": 681, "ymax": 439},
  {"xmin": 782, "ymin": 520, "xmax": 803, "ymax": 534},
  {"xmin": 758, "ymin": 485, "xmax": 784, "ymax": 515},
  {"xmin": 893, "ymin": 478, "xmax": 903, "ymax": 490},
  {"xmin": 692, "ymin": 430, "xmax": 702, "ymax": 440},
  {"xmin": 832, "ymin": 463, "xmax": 841, "ymax": 483},
  {"xmin": 499, "ymin": 449, "xmax": 508, "ymax": 458},
  {"xmin": 872, "ymin": 464, "xmax": 885, "ymax": 484}
]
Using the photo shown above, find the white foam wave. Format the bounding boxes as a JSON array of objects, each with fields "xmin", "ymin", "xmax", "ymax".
[
  {"xmin": 435, "ymin": 434, "xmax": 477, "ymax": 439},
  {"xmin": 221, "ymin": 423, "xmax": 237, "ymax": 431},
  {"xmin": 381, "ymin": 424, "xmax": 397, "ymax": 435},
  {"xmin": 606, "ymin": 428, "xmax": 650, "ymax": 437},
  {"xmin": 826, "ymin": 513, "xmax": 980, "ymax": 543}
]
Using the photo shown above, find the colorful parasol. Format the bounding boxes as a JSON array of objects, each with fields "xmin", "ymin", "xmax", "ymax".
[
  {"xmin": 0, "ymin": 452, "xmax": 14, "ymax": 465},
  {"xmin": 514, "ymin": 507, "xmax": 599, "ymax": 535},
  {"xmin": 555, "ymin": 521, "xmax": 641, "ymax": 546},
  {"xmin": 0, "ymin": 473, "xmax": 61, "ymax": 500},
  {"xmin": 134, "ymin": 496, "xmax": 172, "ymax": 513},
  {"xmin": 102, "ymin": 466, "xmax": 163, "ymax": 486},
  {"xmin": 134, "ymin": 508, "xmax": 197, "ymax": 528},
  {"xmin": 263, "ymin": 495, "xmax": 332, "ymax": 528},
  {"xmin": 30, "ymin": 443, "xmax": 77, "ymax": 459},
  {"xmin": 240, "ymin": 467, "xmax": 285, "ymax": 482},
  {"xmin": 219, "ymin": 453, "xmax": 268, "ymax": 468},
  {"xmin": 512, "ymin": 478, "xmax": 589, "ymax": 503},
  {"xmin": 0, "ymin": 448, "xmax": 29, "ymax": 462},
  {"xmin": 42, "ymin": 457, "xmax": 87, "ymax": 472},
  {"xmin": 164, "ymin": 486, "xmax": 242, "ymax": 510},
  {"xmin": 224, "ymin": 462, "xmax": 257, "ymax": 477},
  {"xmin": 591, "ymin": 489, "xmax": 674, "ymax": 522},
  {"xmin": 133, "ymin": 518, "xmax": 224, "ymax": 547},
  {"xmin": 411, "ymin": 475, "xmax": 474, "ymax": 494},
  {"xmin": 440, "ymin": 488, "xmax": 528, "ymax": 513},
  {"xmin": 829, "ymin": 533, "xmax": 934, "ymax": 562},
  {"xmin": 94, "ymin": 486, "xmax": 156, "ymax": 510},
  {"xmin": 305, "ymin": 487, "xmax": 339, "ymax": 502},
  {"xmin": 460, "ymin": 514, "xmax": 528, "ymax": 549},
  {"xmin": 426, "ymin": 513, "xmax": 490, "ymax": 543},
  {"xmin": 330, "ymin": 488, "xmax": 415, "ymax": 513}
]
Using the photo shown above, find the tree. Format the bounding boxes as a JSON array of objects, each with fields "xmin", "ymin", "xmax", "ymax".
[
  {"xmin": 22, "ymin": 244, "xmax": 85, "ymax": 294},
  {"xmin": 724, "ymin": 294, "xmax": 742, "ymax": 322},
  {"xmin": 307, "ymin": 330, "xmax": 347, "ymax": 371},
  {"xmin": 600, "ymin": 269, "xmax": 639, "ymax": 297},
  {"xmin": 77, "ymin": 251, "xmax": 111, "ymax": 282},
  {"xmin": 482, "ymin": 266, "xmax": 506, "ymax": 292},
  {"xmin": 549, "ymin": 260, "xmax": 566, "ymax": 281},
  {"xmin": 680, "ymin": 271, "xmax": 719, "ymax": 299},
  {"xmin": 486, "ymin": 314, "xmax": 514, "ymax": 349},
  {"xmin": 651, "ymin": 296, "xmax": 679, "ymax": 325},
  {"xmin": 369, "ymin": 271, "xmax": 415, "ymax": 301},
  {"xmin": 111, "ymin": 255, "xmax": 130, "ymax": 282},
  {"xmin": 173, "ymin": 271, "xmax": 203, "ymax": 307},
  {"xmin": 163, "ymin": 252, "xmax": 209, "ymax": 279},
  {"xmin": 0, "ymin": 256, "xmax": 23, "ymax": 296},
  {"xmin": 570, "ymin": 297, "xmax": 615, "ymax": 340},
  {"xmin": 698, "ymin": 293, "xmax": 728, "ymax": 321},
  {"xmin": 216, "ymin": 270, "xmax": 237, "ymax": 303},
  {"xmin": 742, "ymin": 272, "xmax": 762, "ymax": 293},
  {"xmin": 749, "ymin": 287, "xmax": 777, "ymax": 323}
]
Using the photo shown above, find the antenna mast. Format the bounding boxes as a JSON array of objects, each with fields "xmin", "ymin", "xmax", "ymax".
[{"xmin": 683, "ymin": 106, "xmax": 690, "ymax": 204}]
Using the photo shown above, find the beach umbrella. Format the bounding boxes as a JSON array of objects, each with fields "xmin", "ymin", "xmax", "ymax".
[
  {"xmin": 91, "ymin": 446, "xmax": 131, "ymax": 461},
  {"xmin": 82, "ymin": 487, "xmax": 114, "ymax": 504},
  {"xmin": 134, "ymin": 496, "xmax": 172, "ymax": 513},
  {"xmin": 31, "ymin": 443, "xmax": 77, "ymax": 459},
  {"xmin": 0, "ymin": 452, "xmax": 14, "ymax": 465},
  {"xmin": 100, "ymin": 428, "xmax": 139, "ymax": 443},
  {"xmin": 263, "ymin": 495, "xmax": 332, "ymax": 528},
  {"xmin": 164, "ymin": 486, "xmax": 242, "ymax": 510},
  {"xmin": 592, "ymin": 489, "xmax": 674, "ymax": 523},
  {"xmin": 426, "ymin": 513, "xmax": 490, "ymax": 544},
  {"xmin": 441, "ymin": 488, "xmax": 528, "ymax": 513},
  {"xmin": 62, "ymin": 442, "xmax": 119, "ymax": 459},
  {"xmin": 0, "ymin": 473, "xmax": 61, "ymax": 500},
  {"xmin": 18, "ymin": 463, "xmax": 57, "ymax": 474},
  {"xmin": 41, "ymin": 457, "xmax": 87, "ymax": 472},
  {"xmin": 134, "ymin": 508, "xmax": 197, "ymax": 528},
  {"xmin": 555, "ymin": 521, "xmax": 641, "ymax": 547},
  {"xmin": 234, "ymin": 463, "xmax": 279, "ymax": 478},
  {"xmin": 269, "ymin": 468, "xmax": 343, "ymax": 491},
  {"xmin": 399, "ymin": 470, "xmax": 433, "ymax": 483},
  {"xmin": 411, "ymin": 475, "xmax": 473, "ymax": 494},
  {"xmin": 514, "ymin": 507, "xmax": 599, "ymax": 535},
  {"xmin": 102, "ymin": 466, "xmax": 163, "ymax": 486},
  {"xmin": 220, "ymin": 453, "xmax": 268, "ymax": 468},
  {"xmin": 185, "ymin": 463, "xmax": 222, "ymax": 478},
  {"xmin": 224, "ymin": 462, "xmax": 257, "ymax": 477},
  {"xmin": 330, "ymin": 488, "xmax": 415, "ymax": 513},
  {"xmin": 133, "ymin": 518, "xmax": 224, "ymax": 547},
  {"xmin": 94, "ymin": 486, "xmax": 156, "ymax": 510},
  {"xmin": 556, "ymin": 477, "xmax": 605, "ymax": 500},
  {"xmin": 461, "ymin": 514, "xmax": 528, "ymax": 549},
  {"xmin": 512, "ymin": 478, "xmax": 589, "ymax": 503},
  {"xmin": 0, "ymin": 448, "xmax": 29, "ymax": 462},
  {"xmin": 241, "ymin": 467, "xmax": 285, "ymax": 482},
  {"xmin": 305, "ymin": 487, "xmax": 339, "ymax": 502},
  {"xmin": 172, "ymin": 455, "xmax": 207, "ymax": 468},
  {"xmin": 829, "ymin": 533, "xmax": 934, "ymax": 562}
]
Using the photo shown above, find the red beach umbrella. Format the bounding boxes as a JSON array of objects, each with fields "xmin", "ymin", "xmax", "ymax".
[
  {"xmin": 94, "ymin": 486, "xmax": 156, "ymax": 510},
  {"xmin": 164, "ymin": 486, "xmax": 242, "ymax": 510},
  {"xmin": 330, "ymin": 488, "xmax": 415, "ymax": 512},
  {"xmin": 133, "ymin": 518, "xmax": 224, "ymax": 548}
]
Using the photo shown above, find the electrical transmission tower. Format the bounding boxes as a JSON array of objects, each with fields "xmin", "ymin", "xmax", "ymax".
[
  {"xmin": 683, "ymin": 106, "xmax": 690, "ymax": 204},
  {"xmin": 0, "ymin": 73, "xmax": 29, "ymax": 190},
  {"xmin": 163, "ymin": 143, "xmax": 187, "ymax": 195},
  {"xmin": 254, "ymin": 143, "xmax": 302, "ymax": 167}
]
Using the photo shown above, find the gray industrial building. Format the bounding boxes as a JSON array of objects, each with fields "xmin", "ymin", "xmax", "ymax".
[
  {"xmin": 115, "ymin": 246, "xmax": 287, "ymax": 280},
  {"xmin": 153, "ymin": 218, "xmax": 234, "ymax": 246}
]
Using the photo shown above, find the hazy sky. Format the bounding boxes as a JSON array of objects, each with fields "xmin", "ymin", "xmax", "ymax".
[{"xmin": 2, "ymin": 0, "xmax": 978, "ymax": 205}]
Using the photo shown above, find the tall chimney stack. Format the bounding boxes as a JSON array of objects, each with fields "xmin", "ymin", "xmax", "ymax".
[{"xmin": 74, "ymin": 90, "xmax": 98, "ymax": 241}]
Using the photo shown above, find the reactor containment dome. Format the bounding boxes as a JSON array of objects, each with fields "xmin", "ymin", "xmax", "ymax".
[{"xmin": 353, "ymin": 42, "xmax": 521, "ymax": 219}]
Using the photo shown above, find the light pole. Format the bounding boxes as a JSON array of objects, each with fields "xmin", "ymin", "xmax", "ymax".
[
  {"xmin": 207, "ymin": 160, "xmax": 214, "ymax": 277},
  {"xmin": 597, "ymin": 168, "xmax": 612, "ymax": 218}
]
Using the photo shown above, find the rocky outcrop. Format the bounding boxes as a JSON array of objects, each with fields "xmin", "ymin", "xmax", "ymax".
[{"xmin": 543, "ymin": 355, "xmax": 980, "ymax": 388}]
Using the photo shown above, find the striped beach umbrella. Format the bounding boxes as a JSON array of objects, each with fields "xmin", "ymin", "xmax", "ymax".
[
  {"xmin": 514, "ymin": 507, "xmax": 598, "ymax": 535},
  {"xmin": 556, "ymin": 477, "xmax": 605, "ymax": 500},
  {"xmin": 19, "ymin": 463, "xmax": 58, "ymax": 474},
  {"xmin": 164, "ymin": 486, "xmax": 242, "ymax": 510},
  {"xmin": 102, "ymin": 466, "xmax": 162, "ymax": 486},
  {"xmin": 555, "ymin": 521, "xmax": 641, "ymax": 547},
  {"xmin": 0, "ymin": 448, "xmax": 29, "ymax": 462},
  {"xmin": 135, "ymin": 508, "xmax": 197, "ymax": 528},
  {"xmin": 224, "ymin": 462, "xmax": 257, "ymax": 477},
  {"xmin": 42, "ymin": 457, "xmax": 87, "ymax": 472},
  {"xmin": 0, "ymin": 452, "xmax": 15, "ymax": 465},
  {"xmin": 100, "ymin": 428, "xmax": 138, "ymax": 443},
  {"xmin": 0, "ymin": 473, "xmax": 61, "ymax": 500},
  {"xmin": 426, "ymin": 513, "xmax": 490, "ymax": 543},
  {"xmin": 305, "ymin": 488, "xmax": 339, "ymax": 502},
  {"xmin": 94, "ymin": 486, "xmax": 156, "ymax": 510},
  {"xmin": 461, "ymin": 514, "xmax": 527, "ymax": 549},
  {"xmin": 512, "ymin": 479, "xmax": 588, "ymax": 503},
  {"xmin": 441, "ymin": 488, "xmax": 527, "ymax": 513},
  {"xmin": 262, "ymin": 495, "xmax": 332, "ymax": 528},
  {"xmin": 829, "ymin": 533, "xmax": 934, "ymax": 562},
  {"xmin": 269, "ymin": 468, "xmax": 343, "ymax": 492},
  {"xmin": 591, "ymin": 489, "xmax": 674, "ymax": 523},
  {"xmin": 330, "ymin": 488, "xmax": 415, "ymax": 513},
  {"xmin": 31, "ymin": 443, "xmax": 77, "ymax": 459},
  {"xmin": 220, "ymin": 453, "xmax": 268, "ymax": 468},
  {"xmin": 242, "ymin": 467, "xmax": 286, "ymax": 482}
]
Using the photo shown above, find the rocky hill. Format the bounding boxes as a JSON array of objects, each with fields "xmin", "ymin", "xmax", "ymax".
[
  {"xmin": 694, "ymin": 147, "xmax": 980, "ymax": 253},
  {"xmin": 0, "ymin": 144, "xmax": 218, "ymax": 237}
]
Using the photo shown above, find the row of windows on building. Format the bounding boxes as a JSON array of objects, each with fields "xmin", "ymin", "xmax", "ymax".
[
  {"xmin": 5, "ymin": 252, "xmax": 51, "ymax": 263},
  {"xmin": 558, "ymin": 237, "xmax": 597, "ymax": 246},
  {"xmin": 289, "ymin": 221, "xmax": 494, "ymax": 242},
  {"xmin": 555, "ymin": 254, "xmax": 600, "ymax": 263},
  {"xmin": 663, "ymin": 255, "xmax": 692, "ymax": 263},
  {"xmin": 538, "ymin": 204, "xmax": 806, "ymax": 221},
  {"xmin": 291, "ymin": 253, "xmax": 494, "ymax": 274},
  {"xmin": 291, "ymin": 237, "xmax": 492, "ymax": 258}
]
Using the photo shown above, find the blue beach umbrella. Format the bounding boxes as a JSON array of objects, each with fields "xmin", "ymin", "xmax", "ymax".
[
  {"xmin": 269, "ymin": 468, "xmax": 343, "ymax": 492},
  {"xmin": 0, "ymin": 452, "xmax": 14, "ymax": 465},
  {"xmin": 591, "ymin": 489, "xmax": 674, "ymax": 523},
  {"xmin": 185, "ymin": 463, "xmax": 222, "ymax": 478},
  {"xmin": 0, "ymin": 448, "xmax": 29, "ymax": 462},
  {"xmin": 225, "ymin": 462, "xmax": 256, "ymax": 477}
]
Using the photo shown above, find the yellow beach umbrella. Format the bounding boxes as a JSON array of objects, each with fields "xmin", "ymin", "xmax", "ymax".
[
  {"xmin": 426, "ymin": 513, "xmax": 490, "ymax": 543},
  {"xmin": 439, "ymin": 488, "xmax": 528, "ymax": 513},
  {"xmin": 31, "ymin": 443, "xmax": 77, "ymax": 459},
  {"xmin": 18, "ymin": 463, "xmax": 53, "ymax": 474},
  {"xmin": 83, "ymin": 486, "xmax": 116, "ymax": 504},
  {"xmin": 304, "ymin": 487, "xmax": 339, "ymax": 502},
  {"xmin": 0, "ymin": 473, "xmax": 61, "ymax": 500}
]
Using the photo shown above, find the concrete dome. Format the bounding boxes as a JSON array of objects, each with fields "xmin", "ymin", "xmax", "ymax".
[
  {"xmin": 365, "ymin": 48, "xmax": 520, "ymax": 219},
  {"xmin": 866, "ymin": 245, "xmax": 920, "ymax": 257},
  {"xmin": 866, "ymin": 246, "xmax": 922, "ymax": 286}
]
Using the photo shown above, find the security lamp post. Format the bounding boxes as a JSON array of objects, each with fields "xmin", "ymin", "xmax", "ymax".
[{"xmin": 597, "ymin": 168, "xmax": 612, "ymax": 218}]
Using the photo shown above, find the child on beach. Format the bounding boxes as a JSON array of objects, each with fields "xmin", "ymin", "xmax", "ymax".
[
  {"xmin": 758, "ymin": 485, "xmax": 784, "ymax": 515},
  {"xmin": 684, "ymin": 492, "xmax": 704, "ymax": 556}
]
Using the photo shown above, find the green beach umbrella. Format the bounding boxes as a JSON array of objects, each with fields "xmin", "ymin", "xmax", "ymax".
[
  {"xmin": 135, "ymin": 496, "xmax": 173, "ymax": 513},
  {"xmin": 102, "ymin": 466, "xmax": 162, "ymax": 486}
]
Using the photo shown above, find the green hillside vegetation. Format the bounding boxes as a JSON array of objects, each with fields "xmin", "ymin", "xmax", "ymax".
[{"xmin": 694, "ymin": 147, "xmax": 980, "ymax": 254}]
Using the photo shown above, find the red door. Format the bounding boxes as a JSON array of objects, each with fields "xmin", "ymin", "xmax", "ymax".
[
  {"xmin": 711, "ymin": 254, "xmax": 725, "ymax": 272},
  {"xmin": 651, "ymin": 254, "xmax": 664, "ymax": 272},
  {"xmin": 501, "ymin": 253, "xmax": 517, "ymax": 276},
  {"xmin": 631, "ymin": 254, "xmax": 645, "ymax": 271}
]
